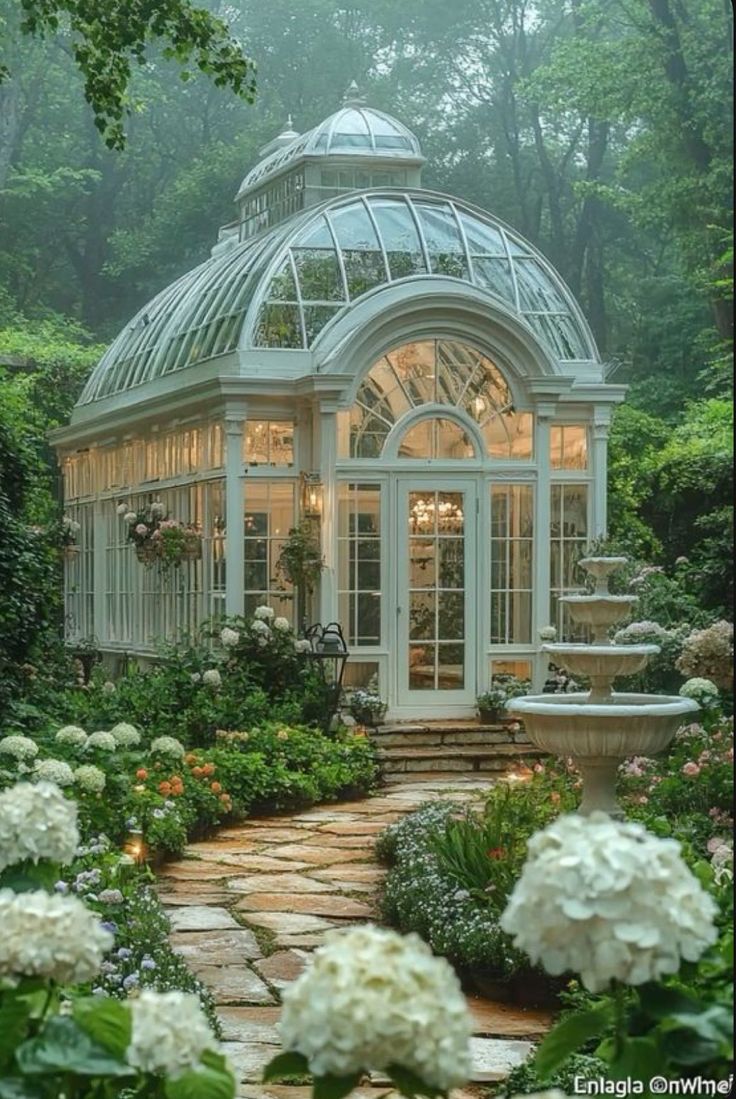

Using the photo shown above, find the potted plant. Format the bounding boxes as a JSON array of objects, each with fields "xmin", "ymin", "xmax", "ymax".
[
  {"xmin": 348, "ymin": 688, "xmax": 387, "ymax": 728},
  {"xmin": 60, "ymin": 514, "xmax": 81, "ymax": 559},
  {"xmin": 275, "ymin": 522, "xmax": 324, "ymax": 630},
  {"xmin": 119, "ymin": 501, "xmax": 202, "ymax": 571},
  {"xmin": 476, "ymin": 676, "xmax": 530, "ymax": 724}
]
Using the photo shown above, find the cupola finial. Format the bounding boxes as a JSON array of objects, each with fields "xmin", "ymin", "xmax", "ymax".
[{"xmin": 342, "ymin": 80, "xmax": 366, "ymax": 107}]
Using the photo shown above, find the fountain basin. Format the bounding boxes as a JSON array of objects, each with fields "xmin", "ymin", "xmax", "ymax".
[
  {"xmin": 541, "ymin": 643, "xmax": 659, "ymax": 681},
  {"xmin": 506, "ymin": 692, "xmax": 698, "ymax": 759},
  {"xmin": 578, "ymin": 557, "xmax": 628, "ymax": 593}
]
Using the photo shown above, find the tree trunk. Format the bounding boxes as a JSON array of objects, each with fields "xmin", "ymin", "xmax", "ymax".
[{"xmin": 0, "ymin": 77, "xmax": 19, "ymax": 191}]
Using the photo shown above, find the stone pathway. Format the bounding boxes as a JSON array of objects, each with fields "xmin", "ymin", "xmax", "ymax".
[{"xmin": 157, "ymin": 776, "xmax": 551, "ymax": 1098}]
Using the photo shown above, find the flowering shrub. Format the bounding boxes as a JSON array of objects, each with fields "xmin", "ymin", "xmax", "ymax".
[
  {"xmin": 500, "ymin": 813, "xmax": 718, "ymax": 992},
  {"xmin": 267, "ymin": 925, "xmax": 472, "ymax": 1098},
  {"xmin": 477, "ymin": 676, "xmax": 531, "ymax": 714},
  {"xmin": 679, "ymin": 676, "xmax": 721, "ymax": 707},
  {"xmin": 676, "ymin": 619, "xmax": 734, "ymax": 688},
  {"xmin": 348, "ymin": 688, "xmax": 387, "ymax": 725},
  {"xmin": 0, "ymin": 778, "xmax": 235, "ymax": 1097}
]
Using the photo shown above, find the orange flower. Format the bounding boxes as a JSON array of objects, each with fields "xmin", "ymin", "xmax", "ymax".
[
  {"xmin": 185, "ymin": 753, "xmax": 198, "ymax": 766},
  {"xmin": 158, "ymin": 781, "xmax": 172, "ymax": 796},
  {"xmin": 171, "ymin": 784, "xmax": 184, "ymax": 797},
  {"xmin": 202, "ymin": 763, "xmax": 215, "ymax": 777},
  {"xmin": 550, "ymin": 791, "xmax": 561, "ymax": 804},
  {"xmin": 210, "ymin": 781, "xmax": 222, "ymax": 794},
  {"xmin": 169, "ymin": 774, "xmax": 181, "ymax": 785},
  {"xmin": 487, "ymin": 847, "xmax": 507, "ymax": 860},
  {"xmin": 192, "ymin": 766, "xmax": 204, "ymax": 779},
  {"xmin": 135, "ymin": 768, "xmax": 148, "ymax": 781}
]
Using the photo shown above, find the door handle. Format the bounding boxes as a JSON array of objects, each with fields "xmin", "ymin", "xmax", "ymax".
[{"xmin": 396, "ymin": 606, "xmax": 402, "ymax": 615}]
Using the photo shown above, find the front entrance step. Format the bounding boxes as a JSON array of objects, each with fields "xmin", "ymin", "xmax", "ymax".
[
  {"xmin": 377, "ymin": 743, "xmax": 545, "ymax": 775},
  {"xmin": 372, "ymin": 722, "xmax": 532, "ymax": 749}
]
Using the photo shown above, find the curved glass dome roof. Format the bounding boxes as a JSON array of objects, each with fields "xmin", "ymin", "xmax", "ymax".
[
  {"xmin": 78, "ymin": 190, "xmax": 598, "ymax": 406},
  {"xmin": 236, "ymin": 106, "xmax": 423, "ymax": 197}
]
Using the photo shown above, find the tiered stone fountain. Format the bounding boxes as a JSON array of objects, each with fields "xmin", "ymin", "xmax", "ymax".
[{"xmin": 507, "ymin": 557, "xmax": 699, "ymax": 817}]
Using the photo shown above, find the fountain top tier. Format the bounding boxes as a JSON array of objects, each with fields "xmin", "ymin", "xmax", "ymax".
[
  {"xmin": 549, "ymin": 557, "xmax": 655, "ymax": 699},
  {"xmin": 558, "ymin": 557, "xmax": 638, "ymax": 643}
]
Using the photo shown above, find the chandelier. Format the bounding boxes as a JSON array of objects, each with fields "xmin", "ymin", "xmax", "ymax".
[{"xmin": 409, "ymin": 496, "xmax": 464, "ymax": 533}]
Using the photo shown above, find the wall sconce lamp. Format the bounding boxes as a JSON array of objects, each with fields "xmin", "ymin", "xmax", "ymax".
[{"xmin": 301, "ymin": 473, "xmax": 323, "ymax": 521}]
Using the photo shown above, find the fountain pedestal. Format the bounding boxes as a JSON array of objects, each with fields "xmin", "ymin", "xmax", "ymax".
[{"xmin": 507, "ymin": 557, "xmax": 699, "ymax": 817}]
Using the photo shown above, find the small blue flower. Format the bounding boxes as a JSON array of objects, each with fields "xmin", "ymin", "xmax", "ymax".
[
  {"xmin": 117, "ymin": 947, "xmax": 132, "ymax": 960},
  {"xmin": 123, "ymin": 974, "xmax": 139, "ymax": 990},
  {"xmin": 141, "ymin": 957, "xmax": 157, "ymax": 971},
  {"xmin": 100, "ymin": 921, "xmax": 118, "ymax": 935},
  {"xmin": 54, "ymin": 881, "xmax": 69, "ymax": 894}
]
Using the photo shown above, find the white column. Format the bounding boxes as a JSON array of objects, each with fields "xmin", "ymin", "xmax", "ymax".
[
  {"xmin": 592, "ymin": 414, "xmax": 610, "ymax": 539},
  {"xmin": 224, "ymin": 413, "xmax": 246, "ymax": 618},
  {"xmin": 317, "ymin": 403, "xmax": 338, "ymax": 625},
  {"xmin": 92, "ymin": 500, "xmax": 107, "ymax": 645},
  {"xmin": 532, "ymin": 413, "xmax": 552, "ymax": 691}
]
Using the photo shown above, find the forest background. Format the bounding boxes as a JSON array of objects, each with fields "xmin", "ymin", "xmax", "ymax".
[{"xmin": 0, "ymin": 0, "xmax": 732, "ymax": 672}]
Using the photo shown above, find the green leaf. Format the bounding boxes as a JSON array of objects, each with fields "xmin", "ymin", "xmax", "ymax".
[
  {"xmin": 15, "ymin": 1016, "xmax": 134, "ymax": 1077},
  {"xmin": 638, "ymin": 982, "xmax": 701, "ymax": 1019},
  {"xmin": 0, "ymin": 862, "xmax": 59, "ymax": 893},
  {"xmin": 165, "ymin": 1050, "xmax": 235, "ymax": 1099},
  {"xmin": 387, "ymin": 1063, "xmax": 446, "ymax": 1098},
  {"xmin": 262, "ymin": 1050, "xmax": 310, "ymax": 1081},
  {"xmin": 73, "ymin": 996, "xmax": 132, "ymax": 1059},
  {"xmin": 0, "ymin": 1079, "xmax": 44, "ymax": 1099},
  {"xmin": 313, "ymin": 1072, "xmax": 364, "ymax": 1099},
  {"xmin": 0, "ymin": 993, "xmax": 33, "ymax": 1070},
  {"xmin": 534, "ymin": 1002, "xmax": 615, "ymax": 1079},
  {"xmin": 608, "ymin": 1037, "xmax": 665, "ymax": 1081}
]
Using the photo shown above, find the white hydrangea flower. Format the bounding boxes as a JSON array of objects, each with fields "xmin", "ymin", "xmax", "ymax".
[
  {"xmin": 0, "ymin": 889, "xmax": 113, "ymax": 983},
  {"xmin": 539, "ymin": 626, "xmax": 557, "ymax": 642},
  {"xmin": 86, "ymin": 731, "xmax": 117, "ymax": 752},
  {"xmin": 0, "ymin": 735, "xmax": 39, "ymax": 762},
  {"xmin": 74, "ymin": 765, "xmax": 106, "ymax": 794},
  {"xmin": 279, "ymin": 925, "xmax": 472, "ymax": 1090},
  {"xmin": 110, "ymin": 722, "xmax": 141, "ymax": 748},
  {"xmin": 500, "ymin": 812, "xmax": 718, "ymax": 993},
  {"xmin": 202, "ymin": 668, "xmax": 222, "ymax": 688},
  {"xmin": 55, "ymin": 725, "xmax": 88, "ymax": 748},
  {"xmin": 273, "ymin": 617, "xmax": 291, "ymax": 632},
  {"xmin": 116, "ymin": 502, "xmax": 129, "ymax": 516},
  {"xmin": 250, "ymin": 619, "xmax": 271, "ymax": 636},
  {"xmin": 294, "ymin": 639, "xmax": 312, "ymax": 654},
  {"xmin": 254, "ymin": 605, "xmax": 275, "ymax": 620},
  {"xmin": 101, "ymin": 681, "xmax": 117, "ymax": 696},
  {"xmin": 220, "ymin": 627, "xmax": 240, "ymax": 647},
  {"xmin": 679, "ymin": 678, "xmax": 719, "ymax": 705},
  {"xmin": 33, "ymin": 759, "xmax": 76, "ymax": 787},
  {"xmin": 0, "ymin": 781, "xmax": 79, "ymax": 872},
  {"xmin": 127, "ymin": 990, "xmax": 218, "ymax": 1078},
  {"xmin": 150, "ymin": 736, "xmax": 185, "ymax": 758},
  {"xmin": 124, "ymin": 511, "xmax": 137, "ymax": 524}
]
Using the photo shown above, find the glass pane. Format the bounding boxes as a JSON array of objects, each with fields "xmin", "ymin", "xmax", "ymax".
[
  {"xmin": 398, "ymin": 418, "xmax": 475, "ymax": 459},
  {"xmin": 267, "ymin": 260, "xmax": 297, "ymax": 300},
  {"xmin": 368, "ymin": 198, "xmax": 426, "ymax": 278},
  {"xmin": 473, "ymin": 257, "xmax": 516, "ymax": 305},
  {"xmin": 409, "ymin": 645, "xmax": 435, "ymax": 689},
  {"xmin": 551, "ymin": 425, "xmax": 588, "ymax": 470},
  {"xmin": 386, "ymin": 341, "xmax": 436, "ymax": 405},
  {"xmin": 254, "ymin": 304, "xmax": 302, "ymax": 348},
  {"xmin": 438, "ymin": 643, "xmax": 464, "ymax": 689},
  {"xmin": 438, "ymin": 591, "xmax": 464, "ymax": 639},
  {"xmin": 409, "ymin": 539, "xmax": 436, "ymax": 587},
  {"xmin": 459, "ymin": 214, "xmax": 506, "ymax": 255},
  {"xmin": 514, "ymin": 258, "xmax": 567, "ymax": 312},
  {"xmin": 337, "ymin": 483, "xmax": 382, "ymax": 647},
  {"xmin": 415, "ymin": 203, "xmax": 469, "ymax": 278},
  {"xmin": 303, "ymin": 305, "xmax": 341, "ymax": 344},
  {"xmin": 410, "ymin": 592, "xmax": 435, "ymax": 640},
  {"xmin": 293, "ymin": 248, "xmax": 344, "ymax": 301}
]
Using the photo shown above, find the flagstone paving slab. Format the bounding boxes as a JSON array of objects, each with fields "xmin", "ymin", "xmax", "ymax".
[
  {"xmin": 236, "ymin": 893, "xmax": 374, "ymax": 918},
  {"xmin": 167, "ymin": 905, "xmax": 241, "ymax": 932},
  {"xmin": 263, "ymin": 844, "xmax": 369, "ymax": 865},
  {"xmin": 170, "ymin": 928, "xmax": 263, "ymax": 964},
  {"xmin": 194, "ymin": 966, "xmax": 276, "ymax": 1005},
  {"xmin": 253, "ymin": 950, "xmax": 308, "ymax": 988},
  {"xmin": 217, "ymin": 1006, "xmax": 282, "ymax": 1044},
  {"xmin": 226, "ymin": 873, "xmax": 338, "ymax": 894},
  {"xmin": 244, "ymin": 911, "xmax": 340, "ymax": 934},
  {"xmin": 159, "ymin": 776, "xmax": 546, "ymax": 1088}
]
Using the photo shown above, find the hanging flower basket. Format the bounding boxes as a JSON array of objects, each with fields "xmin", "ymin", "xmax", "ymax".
[
  {"xmin": 135, "ymin": 542, "xmax": 160, "ymax": 566},
  {"xmin": 180, "ymin": 533, "xmax": 203, "ymax": 561}
]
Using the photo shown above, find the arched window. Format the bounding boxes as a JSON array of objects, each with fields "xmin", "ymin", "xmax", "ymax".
[
  {"xmin": 339, "ymin": 339, "xmax": 533, "ymax": 459},
  {"xmin": 397, "ymin": 417, "xmax": 476, "ymax": 459}
]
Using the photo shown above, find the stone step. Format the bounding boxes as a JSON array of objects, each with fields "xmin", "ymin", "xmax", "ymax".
[
  {"xmin": 372, "ymin": 728, "xmax": 530, "ymax": 749},
  {"xmin": 377, "ymin": 744, "xmax": 544, "ymax": 774}
]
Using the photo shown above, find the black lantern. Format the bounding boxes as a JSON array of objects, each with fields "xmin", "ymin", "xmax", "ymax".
[{"xmin": 303, "ymin": 621, "xmax": 349, "ymax": 732}]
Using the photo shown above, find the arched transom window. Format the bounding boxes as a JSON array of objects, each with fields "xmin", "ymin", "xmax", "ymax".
[{"xmin": 339, "ymin": 339, "xmax": 533, "ymax": 460}]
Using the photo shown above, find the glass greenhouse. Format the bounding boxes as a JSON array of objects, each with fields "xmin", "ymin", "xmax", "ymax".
[{"xmin": 54, "ymin": 89, "xmax": 626, "ymax": 719}]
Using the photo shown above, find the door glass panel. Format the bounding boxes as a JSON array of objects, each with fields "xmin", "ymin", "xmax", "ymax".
[{"xmin": 407, "ymin": 490, "xmax": 466, "ymax": 690}]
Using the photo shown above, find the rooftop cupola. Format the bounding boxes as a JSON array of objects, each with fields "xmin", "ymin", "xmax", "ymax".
[{"xmin": 233, "ymin": 85, "xmax": 425, "ymax": 241}]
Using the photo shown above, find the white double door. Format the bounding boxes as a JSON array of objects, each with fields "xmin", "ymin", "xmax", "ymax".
[{"xmin": 394, "ymin": 476, "xmax": 479, "ymax": 711}]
